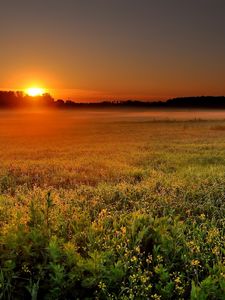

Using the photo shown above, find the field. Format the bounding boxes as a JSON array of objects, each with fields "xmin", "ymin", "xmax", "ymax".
[{"xmin": 1, "ymin": 109, "xmax": 225, "ymax": 299}]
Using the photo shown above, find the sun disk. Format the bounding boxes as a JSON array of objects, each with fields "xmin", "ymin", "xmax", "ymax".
[{"xmin": 26, "ymin": 87, "xmax": 45, "ymax": 97}]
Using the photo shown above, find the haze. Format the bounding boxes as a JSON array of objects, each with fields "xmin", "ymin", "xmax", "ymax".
[{"xmin": 1, "ymin": 0, "xmax": 225, "ymax": 101}]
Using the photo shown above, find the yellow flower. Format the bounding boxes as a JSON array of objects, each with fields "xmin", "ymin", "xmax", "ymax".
[
  {"xmin": 191, "ymin": 259, "xmax": 200, "ymax": 267},
  {"xmin": 146, "ymin": 255, "xmax": 153, "ymax": 264},
  {"xmin": 140, "ymin": 275, "xmax": 148, "ymax": 283},
  {"xmin": 22, "ymin": 264, "xmax": 30, "ymax": 274},
  {"xmin": 187, "ymin": 241, "xmax": 200, "ymax": 253},
  {"xmin": 212, "ymin": 246, "xmax": 220, "ymax": 256},
  {"xmin": 131, "ymin": 256, "xmax": 137, "ymax": 262},
  {"xmin": 99, "ymin": 209, "xmax": 107, "ymax": 218},
  {"xmin": 199, "ymin": 213, "xmax": 206, "ymax": 220},
  {"xmin": 176, "ymin": 285, "xmax": 185, "ymax": 295},
  {"xmin": 135, "ymin": 246, "xmax": 140, "ymax": 253},
  {"xmin": 174, "ymin": 276, "xmax": 181, "ymax": 284},
  {"xmin": 157, "ymin": 255, "xmax": 163, "ymax": 263},
  {"xmin": 121, "ymin": 226, "xmax": 126, "ymax": 235},
  {"xmin": 186, "ymin": 209, "xmax": 191, "ymax": 215},
  {"xmin": 130, "ymin": 274, "xmax": 137, "ymax": 282},
  {"xmin": 116, "ymin": 244, "xmax": 121, "ymax": 250},
  {"xmin": 151, "ymin": 294, "xmax": 161, "ymax": 300},
  {"xmin": 207, "ymin": 228, "xmax": 220, "ymax": 242},
  {"xmin": 98, "ymin": 281, "xmax": 106, "ymax": 290},
  {"xmin": 64, "ymin": 241, "xmax": 76, "ymax": 252}
]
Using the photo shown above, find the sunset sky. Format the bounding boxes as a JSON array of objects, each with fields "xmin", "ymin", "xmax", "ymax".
[{"xmin": 1, "ymin": 0, "xmax": 225, "ymax": 101}]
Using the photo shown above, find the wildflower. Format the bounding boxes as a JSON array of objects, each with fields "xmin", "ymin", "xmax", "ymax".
[
  {"xmin": 186, "ymin": 209, "xmax": 191, "ymax": 215},
  {"xmin": 98, "ymin": 281, "xmax": 106, "ymax": 291},
  {"xmin": 176, "ymin": 285, "xmax": 185, "ymax": 295},
  {"xmin": 154, "ymin": 265, "xmax": 161, "ymax": 273},
  {"xmin": 131, "ymin": 256, "xmax": 137, "ymax": 262},
  {"xmin": 129, "ymin": 274, "xmax": 137, "ymax": 282},
  {"xmin": 135, "ymin": 246, "xmax": 140, "ymax": 253},
  {"xmin": 140, "ymin": 275, "xmax": 148, "ymax": 283},
  {"xmin": 207, "ymin": 228, "xmax": 220, "ymax": 243},
  {"xmin": 151, "ymin": 294, "xmax": 161, "ymax": 300},
  {"xmin": 212, "ymin": 246, "xmax": 220, "ymax": 256},
  {"xmin": 174, "ymin": 276, "xmax": 181, "ymax": 284},
  {"xmin": 187, "ymin": 241, "xmax": 200, "ymax": 253},
  {"xmin": 100, "ymin": 209, "xmax": 107, "ymax": 215},
  {"xmin": 121, "ymin": 226, "xmax": 126, "ymax": 235},
  {"xmin": 64, "ymin": 241, "xmax": 76, "ymax": 252},
  {"xmin": 199, "ymin": 213, "xmax": 206, "ymax": 220},
  {"xmin": 191, "ymin": 259, "xmax": 200, "ymax": 267},
  {"xmin": 22, "ymin": 264, "xmax": 30, "ymax": 274},
  {"xmin": 157, "ymin": 255, "xmax": 163, "ymax": 263},
  {"xmin": 146, "ymin": 255, "xmax": 153, "ymax": 264},
  {"xmin": 146, "ymin": 283, "xmax": 152, "ymax": 290}
]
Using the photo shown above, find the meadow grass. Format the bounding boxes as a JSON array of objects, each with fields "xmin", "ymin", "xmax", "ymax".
[{"xmin": 1, "ymin": 110, "xmax": 225, "ymax": 299}]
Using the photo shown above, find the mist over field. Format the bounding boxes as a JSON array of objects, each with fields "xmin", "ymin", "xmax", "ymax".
[
  {"xmin": 1, "ymin": 109, "xmax": 225, "ymax": 299},
  {"xmin": 1, "ymin": 0, "xmax": 225, "ymax": 297}
]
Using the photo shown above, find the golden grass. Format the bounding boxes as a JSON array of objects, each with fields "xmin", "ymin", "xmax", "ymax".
[{"xmin": 1, "ymin": 110, "xmax": 225, "ymax": 299}]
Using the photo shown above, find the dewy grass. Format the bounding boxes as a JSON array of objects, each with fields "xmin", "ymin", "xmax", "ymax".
[{"xmin": 1, "ymin": 110, "xmax": 225, "ymax": 299}]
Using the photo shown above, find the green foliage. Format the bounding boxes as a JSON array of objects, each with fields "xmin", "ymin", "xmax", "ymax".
[{"xmin": 1, "ymin": 114, "xmax": 225, "ymax": 298}]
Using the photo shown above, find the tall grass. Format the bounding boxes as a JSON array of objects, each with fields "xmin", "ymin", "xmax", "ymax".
[{"xmin": 1, "ymin": 111, "xmax": 225, "ymax": 299}]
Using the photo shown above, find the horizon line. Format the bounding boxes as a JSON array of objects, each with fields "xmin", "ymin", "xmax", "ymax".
[{"xmin": 1, "ymin": 90, "xmax": 225, "ymax": 104}]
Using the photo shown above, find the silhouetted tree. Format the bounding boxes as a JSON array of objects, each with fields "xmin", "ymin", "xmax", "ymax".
[{"xmin": 0, "ymin": 91, "xmax": 225, "ymax": 110}]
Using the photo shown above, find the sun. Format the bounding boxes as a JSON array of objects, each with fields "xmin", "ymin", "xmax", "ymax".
[{"xmin": 26, "ymin": 87, "xmax": 45, "ymax": 97}]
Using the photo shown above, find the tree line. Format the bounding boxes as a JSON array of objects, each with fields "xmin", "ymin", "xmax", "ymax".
[{"xmin": 1, "ymin": 91, "xmax": 225, "ymax": 109}]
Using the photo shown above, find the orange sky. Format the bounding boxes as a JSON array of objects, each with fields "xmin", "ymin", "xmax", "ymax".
[{"xmin": 1, "ymin": 1, "xmax": 225, "ymax": 102}]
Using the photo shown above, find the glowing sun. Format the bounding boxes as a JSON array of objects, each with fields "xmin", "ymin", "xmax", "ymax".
[{"xmin": 26, "ymin": 87, "xmax": 45, "ymax": 97}]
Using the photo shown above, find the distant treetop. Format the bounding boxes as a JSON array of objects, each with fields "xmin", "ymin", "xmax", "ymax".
[{"xmin": 0, "ymin": 91, "xmax": 225, "ymax": 109}]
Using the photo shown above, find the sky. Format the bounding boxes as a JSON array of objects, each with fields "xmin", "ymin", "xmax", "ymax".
[{"xmin": 1, "ymin": 0, "xmax": 225, "ymax": 101}]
